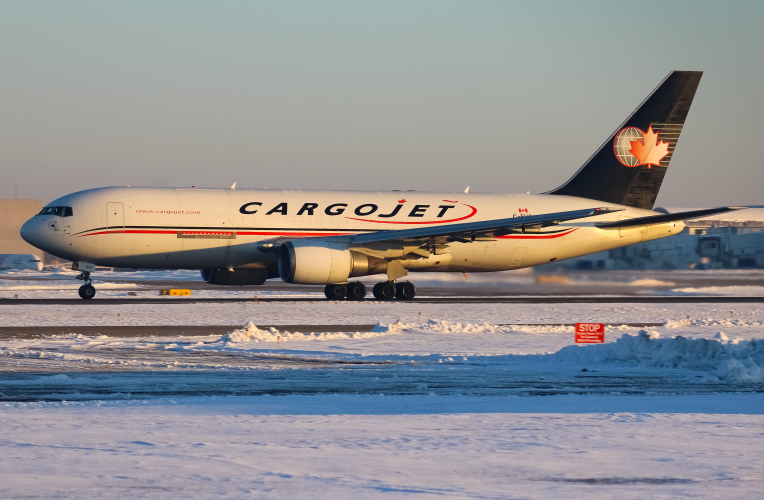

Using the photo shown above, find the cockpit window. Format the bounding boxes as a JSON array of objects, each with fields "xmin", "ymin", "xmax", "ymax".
[{"xmin": 38, "ymin": 206, "xmax": 73, "ymax": 217}]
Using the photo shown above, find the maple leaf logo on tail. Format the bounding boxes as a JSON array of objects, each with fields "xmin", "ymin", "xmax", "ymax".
[
  {"xmin": 613, "ymin": 125, "xmax": 671, "ymax": 168},
  {"xmin": 629, "ymin": 125, "xmax": 670, "ymax": 168}
]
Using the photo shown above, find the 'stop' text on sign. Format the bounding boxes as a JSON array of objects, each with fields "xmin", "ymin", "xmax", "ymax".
[{"xmin": 575, "ymin": 323, "xmax": 605, "ymax": 343}]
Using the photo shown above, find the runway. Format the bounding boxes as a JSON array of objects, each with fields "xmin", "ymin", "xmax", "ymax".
[{"xmin": 2, "ymin": 295, "xmax": 764, "ymax": 305}]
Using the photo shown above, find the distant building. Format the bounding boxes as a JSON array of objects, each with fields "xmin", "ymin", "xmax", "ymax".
[
  {"xmin": 0, "ymin": 199, "xmax": 56, "ymax": 265},
  {"xmin": 545, "ymin": 208, "xmax": 764, "ymax": 270}
]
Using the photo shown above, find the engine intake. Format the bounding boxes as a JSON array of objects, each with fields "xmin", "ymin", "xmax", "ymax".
[{"xmin": 278, "ymin": 240, "xmax": 386, "ymax": 284}]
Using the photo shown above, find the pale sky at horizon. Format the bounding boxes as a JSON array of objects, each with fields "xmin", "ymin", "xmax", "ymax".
[{"xmin": 2, "ymin": 0, "xmax": 763, "ymax": 207}]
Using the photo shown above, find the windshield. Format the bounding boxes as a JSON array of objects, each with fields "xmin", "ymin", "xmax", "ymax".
[{"xmin": 38, "ymin": 206, "xmax": 73, "ymax": 217}]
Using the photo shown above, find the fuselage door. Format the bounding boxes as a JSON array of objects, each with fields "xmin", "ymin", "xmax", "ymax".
[{"xmin": 107, "ymin": 202, "xmax": 125, "ymax": 231}]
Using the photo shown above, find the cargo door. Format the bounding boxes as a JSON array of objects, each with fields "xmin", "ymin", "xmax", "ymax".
[{"xmin": 107, "ymin": 202, "xmax": 124, "ymax": 231}]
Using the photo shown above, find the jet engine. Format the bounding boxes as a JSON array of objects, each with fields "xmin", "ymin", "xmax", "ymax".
[
  {"xmin": 201, "ymin": 268, "xmax": 270, "ymax": 286},
  {"xmin": 278, "ymin": 240, "xmax": 387, "ymax": 284}
]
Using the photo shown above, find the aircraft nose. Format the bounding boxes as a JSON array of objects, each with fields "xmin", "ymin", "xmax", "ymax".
[{"xmin": 20, "ymin": 217, "xmax": 41, "ymax": 248}]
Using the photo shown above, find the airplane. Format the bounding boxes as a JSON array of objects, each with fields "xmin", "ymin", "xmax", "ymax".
[
  {"xmin": 20, "ymin": 70, "xmax": 740, "ymax": 300},
  {"xmin": 0, "ymin": 254, "xmax": 44, "ymax": 272}
]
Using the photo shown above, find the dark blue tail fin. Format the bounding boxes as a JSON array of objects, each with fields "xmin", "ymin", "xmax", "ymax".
[{"xmin": 547, "ymin": 71, "xmax": 702, "ymax": 209}]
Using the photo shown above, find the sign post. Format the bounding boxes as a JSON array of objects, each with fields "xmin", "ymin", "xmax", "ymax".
[{"xmin": 575, "ymin": 323, "xmax": 605, "ymax": 343}]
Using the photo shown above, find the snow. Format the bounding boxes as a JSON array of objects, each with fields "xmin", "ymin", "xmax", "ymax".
[
  {"xmin": 664, "ymin": 285, "xmax": 764, "ymax": 296},
  {"xmin": 2, "ymin": 395, "xmax": 764, "ymax": 499},
  {"xmin": 2, "ymin": 270, "xmax": 764, "ymax": 498}
]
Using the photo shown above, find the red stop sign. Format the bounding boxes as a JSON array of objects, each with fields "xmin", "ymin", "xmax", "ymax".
[{"xmin": 575, "ymin": 323, "xmax": 605, "ymax": 343}]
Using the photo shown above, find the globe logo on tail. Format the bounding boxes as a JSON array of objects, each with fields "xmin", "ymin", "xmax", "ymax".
[{"xmin": 613, "ymin": 125, "xmax": 670, "ymax": 168}]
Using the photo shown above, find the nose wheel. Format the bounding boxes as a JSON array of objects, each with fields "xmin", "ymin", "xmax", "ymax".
[
  {"xmin": 78, "ymin": 284, "xmax": 96, "ymax": 300},
  {"xmin": 75, "ymin": 270, "xmax": 96, "ymax": 300}
]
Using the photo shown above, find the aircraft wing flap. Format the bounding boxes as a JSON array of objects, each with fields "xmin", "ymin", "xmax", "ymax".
[
  {"xmin": 350, "ymin": 207, "xmax": 620, "ymax": 246},
  {"xmin": 594, "ymin": 207, "xmax": 742, "ymax": 228}
]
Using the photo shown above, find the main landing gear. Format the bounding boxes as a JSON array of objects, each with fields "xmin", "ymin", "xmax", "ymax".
[
  {"xmin": 324, "ymin": 281, "xmax": 416, "ymax": 301},
  {"xmin": 76, "ymin": 271, "xmax": 96, "ymax": 300}
]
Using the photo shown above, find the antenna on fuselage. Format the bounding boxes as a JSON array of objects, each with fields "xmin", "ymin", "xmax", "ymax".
[
  {"xmin": 464, "ymin": 186, "xmax": 470, "ymax": 194},
  {"xmin": 230, "ymin": 182, "xmax": 237, "ymax": 189}
]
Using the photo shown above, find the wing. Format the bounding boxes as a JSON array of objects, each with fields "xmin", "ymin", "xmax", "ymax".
[
  {"xmin": 349, "ymin": 207, "xmax": 621, "ymax": 246},
  {"xmin": 594, "ymin": 207, "xmax": 743, "ymax": 228}
]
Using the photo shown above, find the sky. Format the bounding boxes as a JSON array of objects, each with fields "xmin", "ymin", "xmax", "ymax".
[{"xmin": 2, "ymin": 0, "xmax": 763, "ymax": 207}]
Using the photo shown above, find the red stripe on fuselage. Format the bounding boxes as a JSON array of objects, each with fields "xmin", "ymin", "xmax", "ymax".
[
  {"xmin": 81, "ymin": 229, "xmax": 178, "ymax": 236},
  {"xmin": 78, "ymin": 226, "xmax": 578, "ymax": 239},
  {"xmin": 80, "ymin": 229, "xmax": 352, "ymax": 237}
]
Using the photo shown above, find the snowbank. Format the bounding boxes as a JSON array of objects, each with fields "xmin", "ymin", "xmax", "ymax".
[
  {"xmin": 216, "ymin": 321, "xmax": 764, "ymax": 384},
  {"xmin": 666, "ymin": 317, "xmax": 764, "ymax": 328},
  {"xmin": 666, "ymin": 286, "xmax": 764, "ymax": 296},
  {"xmin": 220, "ymin": 322, "xmax": 401, "ymax": 343},
  {"xmin": 553, "ymin": 330, "xmax": 764, "ymax": 383}
]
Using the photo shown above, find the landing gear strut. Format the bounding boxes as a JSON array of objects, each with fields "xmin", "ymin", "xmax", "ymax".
[{"xmin": 76, "ymin": 271, "xmax": 96, "ymax": 300}]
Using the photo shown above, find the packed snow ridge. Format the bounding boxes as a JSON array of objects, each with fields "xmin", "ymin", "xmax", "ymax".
[
  {"xmin": 552, "ymin": 330, "xmax": 764, "ymax": 383},
  {"xmin": 218, "ymin": 321, "xmax": 764, "ymax": 384},
  {"xmin": 220, "ymin": 323, "xmax": 396, "ymax": 343}
]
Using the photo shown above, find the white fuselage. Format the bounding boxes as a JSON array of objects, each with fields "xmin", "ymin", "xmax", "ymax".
[{"xmin": 21, "ymin": 186, "xmax": 683, "ymax": 275}]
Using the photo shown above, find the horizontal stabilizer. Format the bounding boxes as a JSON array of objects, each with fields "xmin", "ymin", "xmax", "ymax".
[{"xmin": 595, "ymin": 207, "xmax": 743, "ymax": 229}]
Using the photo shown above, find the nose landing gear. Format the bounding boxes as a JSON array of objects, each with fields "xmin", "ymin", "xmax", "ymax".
[
  {"xmin": 76, "ymin": 271, "xmax": 96, "ymax": 300},
  {"xmin": 73, "ymin": 261, "xmax": 98, "ymax": 300}
]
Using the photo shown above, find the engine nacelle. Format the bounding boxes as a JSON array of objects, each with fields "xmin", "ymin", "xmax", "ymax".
[
  {"xmin": 278, "ymin": 240, "xmax": 386, "ymax": 284},
  {"xmin": 201, "ymin": 268, "xmax": 269, "ymax": 286}
]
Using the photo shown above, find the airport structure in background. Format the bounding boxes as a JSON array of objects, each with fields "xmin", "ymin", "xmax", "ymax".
[
  {"xmin": 0, "ymin": 199, "xmax": 51, "ymax": 264},
  {"xmin": 549, "ymin": 208, "xmax": 764, "ymax": 271}
]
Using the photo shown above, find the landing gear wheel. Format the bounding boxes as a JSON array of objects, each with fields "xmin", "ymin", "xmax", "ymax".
[
  {"xmin": 324, "ymin": 283, "xmax": 347, "ymax": 300},
  {"xmin": 346, "ymin": 281, "xmax": 367, "ymax": 300},
  {"xmin": 373, "ymin": 281, "xmax": 396, "ymax": 300},
  {"xmin": 78, "ymin": 284, "xmax": 96, "ymax": 300},
  {"xmin": 395, "ymin": 281, "xmax": 416, "ymax": 300}
]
